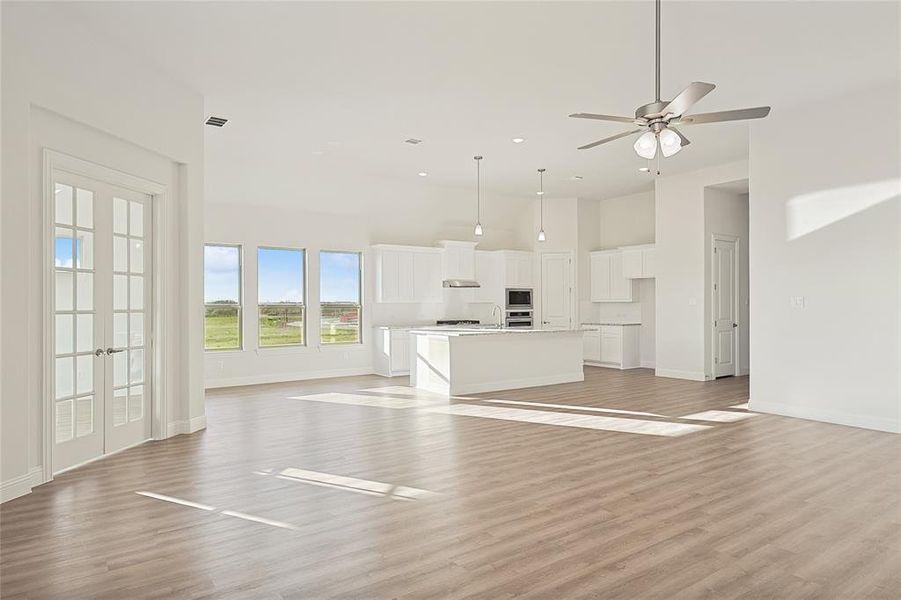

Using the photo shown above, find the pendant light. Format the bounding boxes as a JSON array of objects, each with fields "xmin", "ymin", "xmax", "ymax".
[
  {"xmin": 473, "ymin": 156, "xmax": 483, "ymax": 236},
  {"xmin": 537, "ymin": 168, "xmax": 546, "ymax": 242}
]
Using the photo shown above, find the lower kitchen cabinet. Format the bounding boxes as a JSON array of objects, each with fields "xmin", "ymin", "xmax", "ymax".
[
  {"xmin": 582, "ymin": 325, "xmax": 641, "ymax": 369},
  {"xmin": 373, "ymin": 327, "xmax": 411, "ymax": 377}
]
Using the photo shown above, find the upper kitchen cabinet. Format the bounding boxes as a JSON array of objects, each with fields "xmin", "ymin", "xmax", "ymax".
[
  {"xmin": 472, "ymin": 250, "xmax": 501, "ymax": 303},
  {"xmin": 438, "ymin": 240, "xmax": 477, "ymax": 281},
  {"xmin": 621, "ymin": 244, "xmax": 656, "ymax": 279},
  {"xmin": 373, "ymin": 244, "xmax": 443, "ymax": 303},
  {"xmin": 590, "ymin": 250, "xmax": 637, "ymax": 302},
  {"xmin": 502, "ymin": 251, "xmax": 534, "ymax": 288}
]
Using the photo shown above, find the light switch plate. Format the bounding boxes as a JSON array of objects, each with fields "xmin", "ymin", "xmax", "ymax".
[{"xmin": 790, "ymin": 296, "xmax": 806, "ymax": 308}]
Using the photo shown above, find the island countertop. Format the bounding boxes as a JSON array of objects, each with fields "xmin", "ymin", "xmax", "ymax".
[{"xmin": 408, "ymin": 327, "xmax": 587, "ymax": 337}]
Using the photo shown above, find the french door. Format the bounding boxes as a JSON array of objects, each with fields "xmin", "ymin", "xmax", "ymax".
[{"xmin": 52, "ymin": 171, "xmax": 152, "ymax": 473}]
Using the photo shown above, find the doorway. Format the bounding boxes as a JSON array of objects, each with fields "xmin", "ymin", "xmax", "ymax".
[
  {"xmin": 540, "ymin": 251, "xmax": 573, "ymax": 328},
  {"xmin": 49, "ymin": 170, "xmax": 153, "ymax": 473},
  {"xmin": 710, "ymin": 234, "xmax": 739, "ymax": 378}
]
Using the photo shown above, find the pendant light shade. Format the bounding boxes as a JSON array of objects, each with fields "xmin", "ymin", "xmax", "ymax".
[
  {"xmin": 473, "ymin": 155, "xmax": 483, "ymax": 237},
  {"xmin": 537, "ymin": 168, "xmax": 546, "ymax": 243},
  {"xmin": 633, "ymin": 131, "xmax": 658, "ymax": 159}
]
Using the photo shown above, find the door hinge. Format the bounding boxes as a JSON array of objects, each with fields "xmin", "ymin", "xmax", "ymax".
[
  {"xmin": 714, "ymin": 357, "xmax": 719, "ymax": 364},
  {"xmin": 714, "ymin": 283, "xmax": 717, "ymax": 290}
]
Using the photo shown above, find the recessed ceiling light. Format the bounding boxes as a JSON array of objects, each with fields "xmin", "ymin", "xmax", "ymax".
[
  {"xmin": 418, "ymin": 172, "xmax": 428, "ymax": 177},
  {"xmin": 512, "ymin": 137, "xmax": 525, "ymax": 144}
]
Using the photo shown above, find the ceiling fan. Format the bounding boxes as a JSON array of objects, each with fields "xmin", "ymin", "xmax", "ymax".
[{"xmin": 570, "ymin": 0, "xmax": 770, "ymax": 160}]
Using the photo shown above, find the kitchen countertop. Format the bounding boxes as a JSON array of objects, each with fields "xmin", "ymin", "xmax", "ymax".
[
  {"xmin": 581, "ymin": 321, "xmax": 642, "ymax": 327},
  {"xmin": 409, "ymin": 327, "xmax": 587, "ymax": 337}
]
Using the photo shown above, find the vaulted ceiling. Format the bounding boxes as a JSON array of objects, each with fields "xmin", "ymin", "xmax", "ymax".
[{"xmin": 58, "ymin": 1, "xmax": 899, "ymax": 210}]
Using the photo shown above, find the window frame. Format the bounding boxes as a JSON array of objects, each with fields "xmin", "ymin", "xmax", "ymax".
[
  {"xmin": 203, "ymin": 242, "xmax": 243, "ymax": 352},
  {"xmin": 256, "ymin": 245, "xmax": 307, "ymax": 348},
  {"xmin": 319, "ymin": 249, "xmax": 363, "ymax": 346}
]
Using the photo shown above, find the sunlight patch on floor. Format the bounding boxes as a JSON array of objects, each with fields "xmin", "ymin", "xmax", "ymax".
[
  {"xmin": 679, "ymin": 410, "xmax": 756, "ymax": 423},
  {"xmin": 255, "ymin": 467, "xmax": 439, "ymax": 501},
  {"xmin": 424, "ymin": 404, "xmax": 710, "ymax": 436},
  {"xmin": 481, "ymin": 398, "xmax": 663, "ymax": 418},
  {"xmin": 135, "ymin": 491, "xmax": 300, "ymax": 531}
]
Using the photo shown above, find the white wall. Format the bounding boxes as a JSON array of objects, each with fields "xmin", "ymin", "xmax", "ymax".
[
  {"xmin": 599, "ymin": 191, "xmax": 655, "ymax": 249},
  {"xmin": 1, "ymin": 3, "xmax": 205, "ymax": 501},
  {"xmin": 654, "ymin": 160, "xmax": 749, "ymax": 381},
  {"xmin": 749, "ymin": 83, "xmax": 900, "ymax": 433},
  {"xmin": 203, "ymin": 192, "xmax": 533, "ymax": 388}
]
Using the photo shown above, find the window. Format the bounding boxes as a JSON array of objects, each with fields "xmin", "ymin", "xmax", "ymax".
[
  {"xmin": 258, "ymin": 247, "xmax": 305, "ymax": 347},
  {"xmin": 204, "ymin": 244, "xmax": 242, "ymax": 350},
  {"xmin": 320, "ymin": 251, "xmax": 362, "ymax": 344}
]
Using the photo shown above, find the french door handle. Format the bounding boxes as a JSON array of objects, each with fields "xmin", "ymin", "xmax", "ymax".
[
  {"xmin": 106, "ymin": 347, "xmax": 126, "ymax": 355},
  {"xmin": 94, "ymin": 348, "xmax": 106, "ymax": 357}
]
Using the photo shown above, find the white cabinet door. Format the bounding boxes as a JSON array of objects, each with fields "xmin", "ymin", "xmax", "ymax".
[
  {"xmin": 516, "ymin": 254, "xmax": 533, "ymax": 287},
  {"xmin": 600, "ymin": 328, "xmax": 623, "ymax": 364},
  {"xmin": 609, "ymin": 253, "xmax": 632, "ymax": 301},
  {"xmin": 502, "ymin": 252, "xmax": 533, "ymax": 288},
  {"xmin": 590, "ymin": 253, "xmax": 612, "ymax": 302},
  {"xmin": 413, "ymin": 251, "xmax": 442, "ymax": 303},
  {"xmin": 378, "ymin": 250, "xmax": 400, "ymax": 302},
  {"xmin": 389, "ymin": 331, "xmax": 410, "ymax": 372},
  {"xmin": 622, "ymin": 248, "xmax": 643, "ymax": 279},
  {"xmin": 583, "ymin": 330, "xmax": 601, "ymax": 362}
]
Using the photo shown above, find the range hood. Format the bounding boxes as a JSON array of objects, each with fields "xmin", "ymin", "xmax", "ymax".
[{"xmin": 442, "ymin": 279, "xmax": 481, "ymax": 288}]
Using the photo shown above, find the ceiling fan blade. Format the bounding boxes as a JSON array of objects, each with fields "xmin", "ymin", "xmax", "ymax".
[
  {"xmin": 669, "ymin": 126, "xmax": 690, "ymax": 146},
  {"xmin": 577, "ymin": 129, "xmax": 643, "ymax": 150},
  {"xmin": 662, "ymin": 82, "xmax": 716, "ymax": 117},
  {"xmin": 678, "ymin": 106, "xmax": 771, "ymax": 125},
  {"xmin": 569, "ymin": 112, "xmax": 643, "ymax": 124}
]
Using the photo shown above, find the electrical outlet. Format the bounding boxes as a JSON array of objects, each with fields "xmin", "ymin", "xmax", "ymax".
[{"xmin": 790, "ymin": 296, "xmax": 806, "ymax": 308}]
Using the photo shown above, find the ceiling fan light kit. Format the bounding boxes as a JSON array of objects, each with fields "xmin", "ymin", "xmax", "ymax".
[{"xmin": 569, "ymin": 0, "xmax": 770, "ymax": 162}]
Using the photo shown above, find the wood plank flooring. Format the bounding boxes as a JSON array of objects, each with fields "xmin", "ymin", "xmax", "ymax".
[{"xmin": 2, "ymin": 368, "xmax": 900, "ymax": 599}]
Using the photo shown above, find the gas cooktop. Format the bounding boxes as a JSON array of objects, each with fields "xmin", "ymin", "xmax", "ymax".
[{"xmin": 435, "ymin": 319, "xmax": 480, "ymax": 326}]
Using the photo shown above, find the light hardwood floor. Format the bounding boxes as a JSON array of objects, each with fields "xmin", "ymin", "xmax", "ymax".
[{"xmin": 2, "ymin": 368, "xmax": 900, "ymax": 599}]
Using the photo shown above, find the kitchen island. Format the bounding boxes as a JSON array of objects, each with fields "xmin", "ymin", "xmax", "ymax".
[{"xmin": 409, "ymin": 327, "xmax": 585, "ymax": 395}]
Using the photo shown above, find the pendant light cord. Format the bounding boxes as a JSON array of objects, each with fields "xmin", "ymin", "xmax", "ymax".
[
  {"xmin": 538, "ymin": 168, "xmax": 546, "ymax": 229},
  {"xmin": 475, "ymin": 156, "xmax": 482, "ymax": 223}
]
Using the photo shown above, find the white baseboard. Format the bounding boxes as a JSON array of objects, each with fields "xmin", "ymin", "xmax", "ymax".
[
  {"xmin": 640, "ymin": 360, "xmax": 656, "ymax": 369},
  {"xmin": 751, "ymin": 400, "xmax": 900, "ymax": 434},
  {"xmin": 1, "ymin": 467, "xmax": 45, "ymax": 504},
  {"xmin": 654, "ymin": 368, "xmax": 707, "ymax": 381},
  {"xmin": 451, "ymin": 371, "xmax": 585, "ymax": 395},
  {"xmin": 205, "ymin": 367, "xmax": 373, "ymax": 389},
  {"xmin": 166, "ymin": 415, "xmax": 208, "ymax": 437}
]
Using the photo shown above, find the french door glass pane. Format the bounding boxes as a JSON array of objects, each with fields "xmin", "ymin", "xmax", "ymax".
[
  {"xmin": 55, "ymin": 357, "xmax": 73, "ymax": 399},
  {"xmin": 113, "ymin": 236, "xmax": 128, "ymax": 272},
  {"xmin": 129, "ymin": 276, "xmax": 143, "ymax": 310},
  {"xmin": 76, "ymin": 355, "xmax": 93, "ymax": 395},
  {"xmin": 56, "ymin": 400, "xmax": 74, "ymax": 443},
  {"xmin": 76, "ymin": 396, "xmax": 94, "ymax": 437},
  {"xmin": 130, "ymin": 239, "xmax": 144, "ymax": 273},
  {"xmin": 55, "ymin": 185, "xmax": 74, "ymax": 225},
  {"xmin": 76, "ymin": 314, "xmax": 93, "ymax": 353},
  {"xmin": 113, "ymin": 388, "xmax": 127, "ymax": 427},
  {"xmin": 113, "ymin": 351, "xmax": 127, "ymax": 387},
  {"xmin": 56, "ymin": 272, "xmax": 74, "ymax": 311},
  {"xmin": 130, "ymin": 313, "xmax": 144, "ymax": 346},
  {"xmin": 76, "ymin": 273, "xmax": 94, "ymax": 310},
  {"xmin": 75, "ymin": 231, "xmax": 94, "ymax": 269},
  {"xmin": 56, "ymin": 314, "xmax": 74, "ymax": 355},
  {"xmin": 129, "ymin": 201, "xmax": 143, "ymax": 237},
  {"xmin": 55, "ymin": 228, "xmax": 74, "ymax": 267},
  {"xmin": 128, "ymin": 385, "xmax": 143, "ymax": 422},
  {"xmin": 114, "ymin": 275, "xmax": 128, "ymax": 310},
  {"xmin": 129, "ymin": 349, "xmax": 144, "ymax": 384},
  {"xmin": 114, "ymin": 313, "xmax": 128, "ymax": 348}
]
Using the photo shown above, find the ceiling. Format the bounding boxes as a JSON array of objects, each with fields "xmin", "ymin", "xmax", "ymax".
[{"xmin": 58, "ymin": 1, "xmax": 899, "ymax": 210}]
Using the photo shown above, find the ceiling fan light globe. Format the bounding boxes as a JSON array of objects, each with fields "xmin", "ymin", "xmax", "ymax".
[
  {"xmin": 633, "ymin": 131, "xmax": 658, "ymax": 160},
  {"xmin": 658, "ymin": 128, "xmax": 683, "ymax": 157}
]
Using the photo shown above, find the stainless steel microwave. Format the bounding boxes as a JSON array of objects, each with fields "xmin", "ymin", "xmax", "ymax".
[{"xmin": 505, "ymin": 288, "xmax": 533, "ymax": 310}]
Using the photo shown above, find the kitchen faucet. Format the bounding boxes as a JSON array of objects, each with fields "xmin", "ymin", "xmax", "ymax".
[{"xmin": 491, "ymin": 304, "xmax": 504, "ymax": 327}]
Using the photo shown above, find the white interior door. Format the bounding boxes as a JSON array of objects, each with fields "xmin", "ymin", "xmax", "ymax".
[
  {"xmin": 540, "ymin": 252, "xmax": 572, "ymax": 328},
  {"xmin": 52, "ymin": 172, "xmax": 152, "ymax": 473},
  {"xmin": 712, "ymin": 237, "xmax": 738, "ymax": 378}
]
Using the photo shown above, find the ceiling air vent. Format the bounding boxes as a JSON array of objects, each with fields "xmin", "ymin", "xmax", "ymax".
[
  {"xmin": 205, "ymin": 116, "xmax": 228, "ymax": 127},
  {"xmin": 404, "ymin": 138, "xmax": 422, "ymax": 145}
]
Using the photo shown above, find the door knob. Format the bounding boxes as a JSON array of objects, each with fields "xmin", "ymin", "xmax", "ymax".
[
  {"xmin": 106, "ymin": 347, "xmax": 126, "ymax": 355},
  {"xmin": 94, "ymin": 348, "xmax": 106, "ymax": 357}
]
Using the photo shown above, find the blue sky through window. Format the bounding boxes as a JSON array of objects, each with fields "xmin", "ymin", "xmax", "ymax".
[
  {"xmin": 258, "ymin": 248, "xmax": 304, "ymax": 303},
  {"xmin": 204, "ymin": 245, "xmax": 240, "ymax": 303},
  {"xmin": 320, "ymin": 251, "xmax": 360, "ymax": 303}
]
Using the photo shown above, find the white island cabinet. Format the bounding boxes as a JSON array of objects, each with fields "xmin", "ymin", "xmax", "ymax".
[
  {"xmin": 373, "ymin": 326, "xmax": 411, "ymax": 377},
  {"xmin": 409, "ymin": 328, "xmax": 584, "ymax": 395}
]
